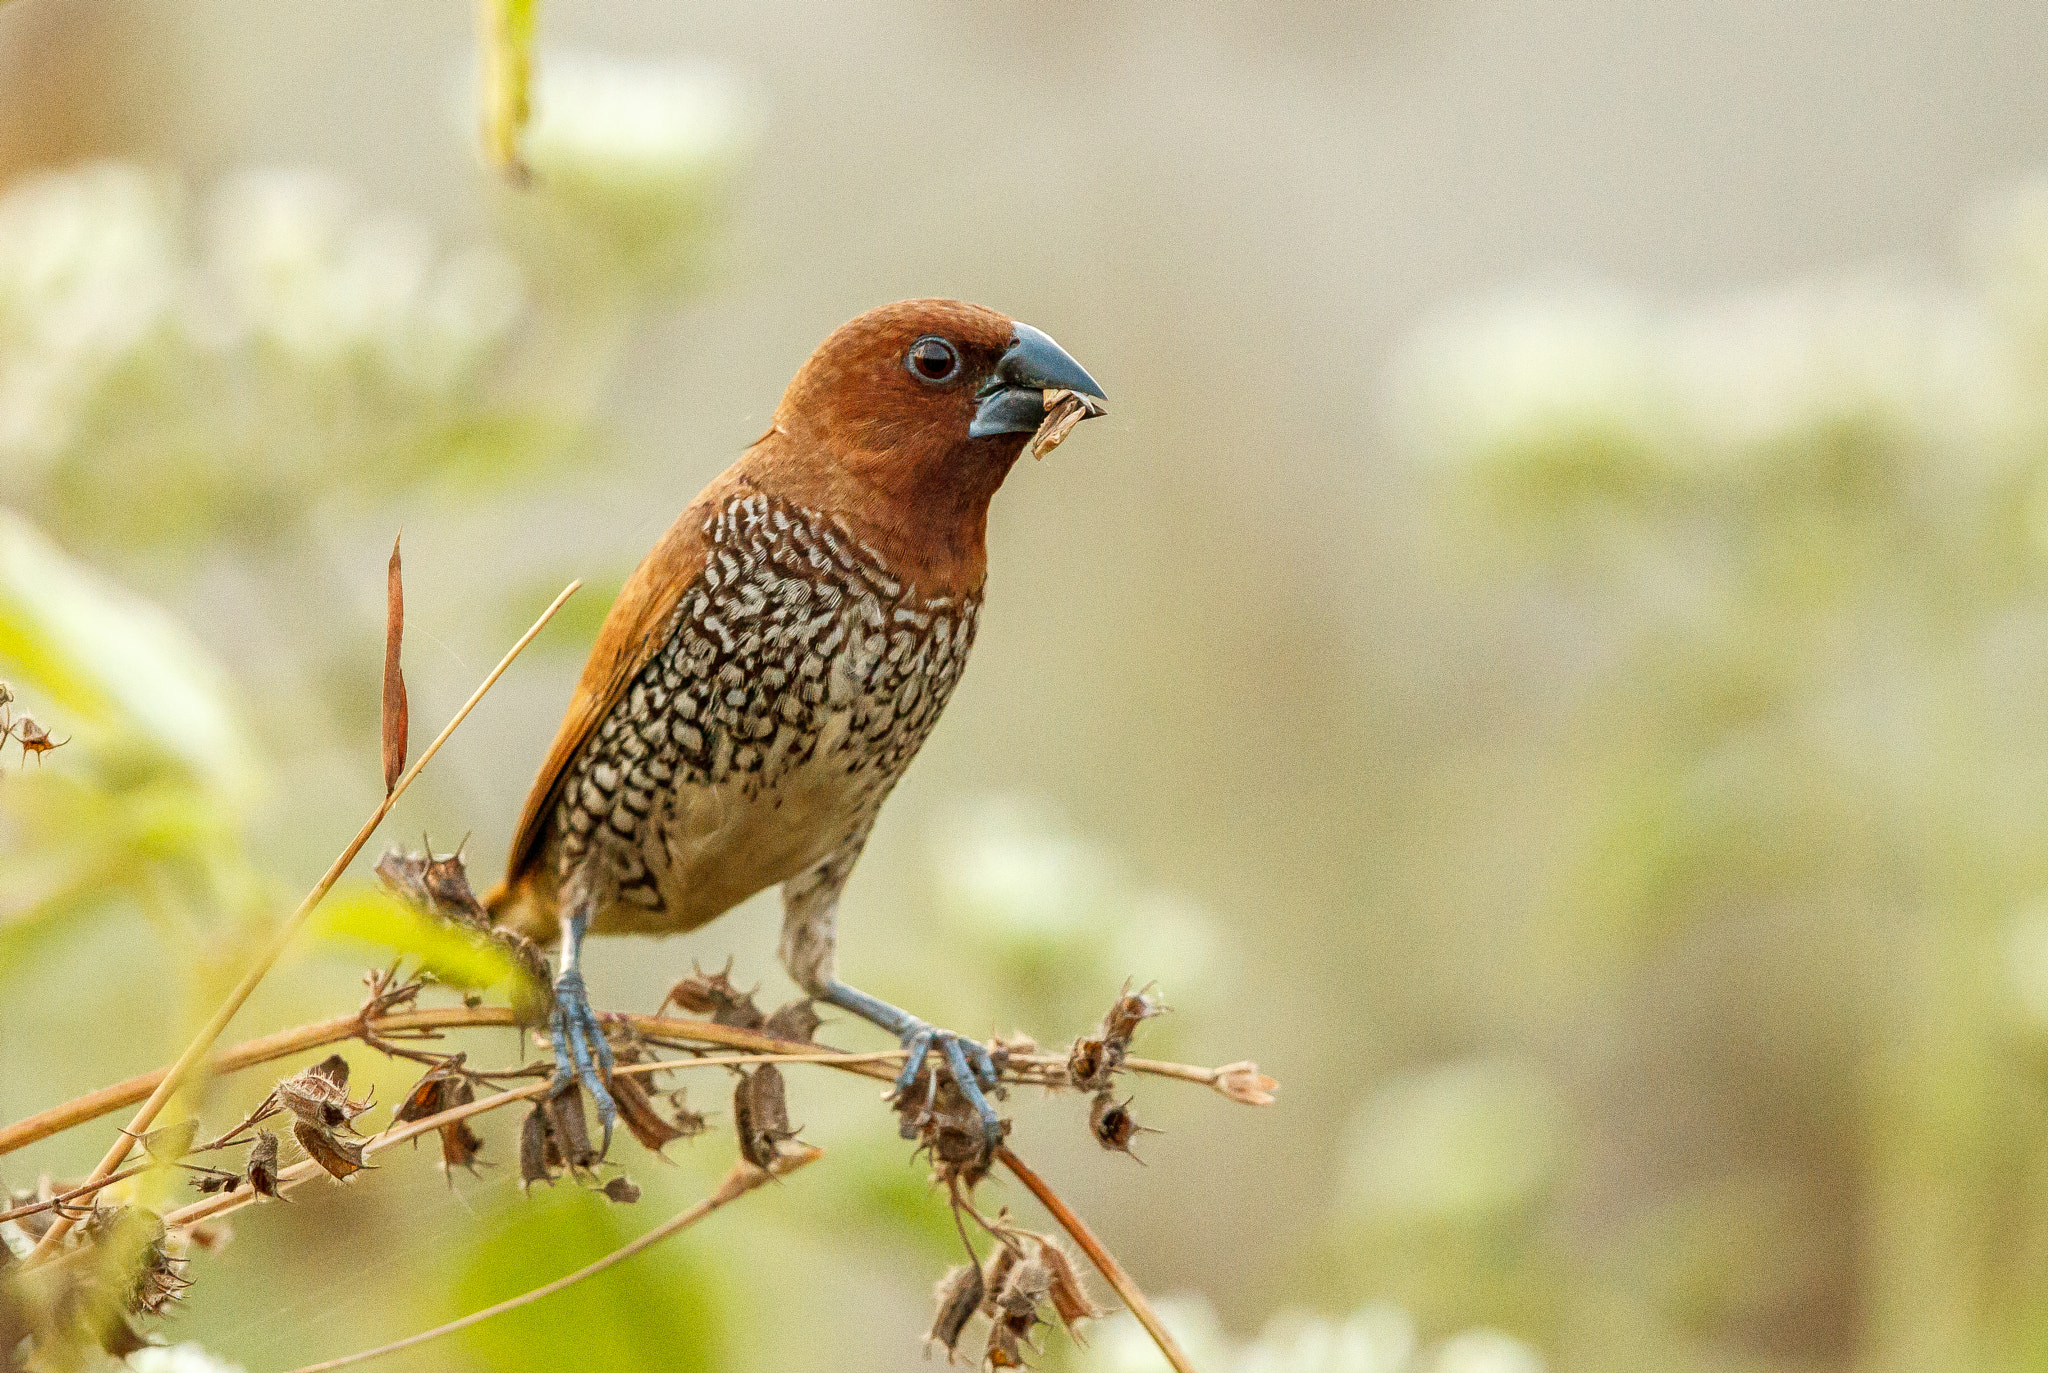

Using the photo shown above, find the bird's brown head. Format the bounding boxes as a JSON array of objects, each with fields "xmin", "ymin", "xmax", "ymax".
[{"xmin": 752, "ymin": 298, "xmax": 1105, "ymax": 573}]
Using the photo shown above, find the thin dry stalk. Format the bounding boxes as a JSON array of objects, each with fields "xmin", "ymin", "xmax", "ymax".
[
  {"xmin": 25, "ymin": 581, "xmax": 581, "ymax": 1263},
  {"xmin": 276, "ymin": 1148, "xmax": 822, "ymax": 1373},
  {"xmin": 997, "ymin": 1146, "xmax": 1197, "ymax": 1373}
]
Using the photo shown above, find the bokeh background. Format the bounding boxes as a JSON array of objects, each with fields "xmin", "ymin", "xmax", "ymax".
[{"xmin": 7, "ymin": 2, "xmax": 2048, "ymax": 1371}]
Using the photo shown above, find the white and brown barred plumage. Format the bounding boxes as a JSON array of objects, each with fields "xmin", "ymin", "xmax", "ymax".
[{"xmin": 523, "ymin": 489, "xmax": 978, "ymax": 942}]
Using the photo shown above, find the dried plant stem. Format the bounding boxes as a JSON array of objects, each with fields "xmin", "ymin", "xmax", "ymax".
[
  {"xmin": 279, "ymin": 1148, "xmax": 821, "ymax": 1373},
  {"xmin": 4, "ymin": 1007, "xmax": 1265, "ymax": 1161},
  {"xmin": 997, "ymin": 1146, "xmax": 1197, "ymax": 1373},
  {"xmin": 0, "ymin": 1164, "xmax": 147, "ymax": 1225},
  {"xmin": 24, "ymin": 581, "xmax": 581, "ymax": 1264}
]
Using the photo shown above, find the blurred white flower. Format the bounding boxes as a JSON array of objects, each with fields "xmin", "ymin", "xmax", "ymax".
[
  {"xmin": 1078, "ymin": 1297, "xmax": 1538, "ymax": 1373},
  {"xmin": 1084, "ymin": 1294, "xmax": 1231, "ymax": 1373},
  {"xmin": 1392, "ymin": 286, "xmax": 1679, "ymax": 493},
  {"xmin": 931, "ymin": 794, "xmax": 1117, "ymax": 944},
  {"xmin": 0, "ymin": 162, "xmax": 182, "ymax": 465},
  {"xmin": 511, "ymin": 53, "xmax": 753, "ymax": 291},
  {"xmin": 202, "ymin": 169, "xmax": 523, "ymax": 392},
  {"xmin": 128, "ymin": 1344, "xmax": 247, "ymax": 1373},
  {"xmin": 1423, "ymin": 1330, "xmax": 1547, "ymax": 1373},
  {"xmin": 1340, "ymin": 1057, "xmax": 1565, "ymax": 1226},
  {"xmin": 1668, "ymin": 280, "xmax": 2014, "ymax": 486},
  {"xmin": 1238, "ymin": 1305, "xmax": 1418, "ymax": 1373}
]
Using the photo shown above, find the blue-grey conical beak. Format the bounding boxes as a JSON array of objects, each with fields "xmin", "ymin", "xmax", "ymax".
[{"xmin": 969, "ymin": 322, "xmax": 1107, "ymax": 439}]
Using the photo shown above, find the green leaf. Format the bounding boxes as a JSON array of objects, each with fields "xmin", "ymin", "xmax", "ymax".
[{"xmin": 314, "ymin": 887, "xmax": 525, "ymax": 991}]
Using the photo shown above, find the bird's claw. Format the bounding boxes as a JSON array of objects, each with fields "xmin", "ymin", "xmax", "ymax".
[
  {"xmin": 894, "ymin": 1022, "xmax": 1003, "ymax": 1149},
  {"xmin": 548, "ymin": 967, "xmax": 617, "ymax": 1152}
]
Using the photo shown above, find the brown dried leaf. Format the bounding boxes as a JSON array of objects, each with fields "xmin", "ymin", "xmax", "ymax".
[
  {"xmin": 602, "ymin": 1176, "xmax": 642, "ymax": 1205},
  {"xmin": 1029, "ymin": 388, "xmax": 1107, "ymax": 460},
  {"xmin": 381, "ymin": 532, "xmax": 408, "ymax": 794},
  {"xmin": 925, "ymin": 1262, "xmax": 985, "ymax": 1362},
  {"xmin": 762, "ymin": 997, "xmax": 822, "ymax": 1044}
]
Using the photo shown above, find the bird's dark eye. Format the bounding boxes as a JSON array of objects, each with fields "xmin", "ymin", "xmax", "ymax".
[{"xmin": 906, "ymin": 336, "xmax": 961, "ymax": 385}]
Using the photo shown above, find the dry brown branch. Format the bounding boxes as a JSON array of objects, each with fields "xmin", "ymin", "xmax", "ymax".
[
  {"xmin": 997, "ymin": 1146, "xmax": 1196, "ymax": 1373},
  {"xmin": 277, "ymin": 1147, "xmax": 822, "ymax": 1373},
  {"xmin": 23, "ymin": 580, "xmax": 581, "ymax": 1263},
  {"xmin": 2, "ymin": 1009, "xmax": 1270, "ymax": 1162}
]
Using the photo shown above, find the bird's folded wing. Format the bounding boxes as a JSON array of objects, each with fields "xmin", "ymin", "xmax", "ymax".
[{"xmin": 497, "ymin": 492, "xmax": 721, "ymax": 898}]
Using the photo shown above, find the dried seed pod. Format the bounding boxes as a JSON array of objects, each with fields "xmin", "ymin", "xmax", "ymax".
[
  {"xmin": 761, "ymin": 997, "xmax": 821, "ymax": 1044},
  {"xmin": 293, "ymin": 1119, "xmax": 368, "ymax": 1180},
  {"xmin": 611, "ymin": 1073, "xmax": 688, "ymax": 1153},
  {"xmin": 393, "ymin": 1057, "xmax": 468, "ymax": 1124},
  {"xmin": 437, "ymin": 1078, "xmax": 485, "ymax": 1176},
  {"xmin": 663, "ymin": 960, "xmax": 764, "ymax": 1030},
  {"xmin": 13, "ymin": 715, "xmax": 66, "ymax": 763},
  {"xmin": 247, "ymin": 1131, "xmax": 282, "ymax": 1198},
  {"xmin": 276, "ymin": 1060, "xmax": 373, "ymax": 1134},
  {"xmin": 1088, "ymin": 1092, "xmax": 1157, "ymax": 1161},
  {"xmin": 373, "ymin": 845, "xmax": 432, "ymax": 905},
  {"xmin": 189, "ymin": 1169, "xmax": 240, "ymax": 1195},
  {"xmin": 602, "ymin": 1176, "xmax": 642, "ymax": 1205},
  {"xmin": 1036, "ymin": 1239, "xmax": 1105, "ymax": 1334},
  {"xmin": 543, "ymin": 1084, "xmax": 601, "ymax": 1173},
  {"xmin": 1067, "ymin": 1036, "xmax": 1113, "ymax": 1092},
  {"xmin": 668, "ymin": 1092, "xmax": 709, "ymax": 1139},
  {"xmin": 733, "ymin": 1065, "xmax": 798, "ymax": 1170},
  {"xmin": 306, "ymin": 1054, "xmax": 351, "ymax": 1090},
  {"xmin": 494, "ymin": 929, "xmax": 554, "ymax": 1027},
  {"xmin": 924, "ymin": 1261, "xmax": 985, "ymax": 1363},
  {"xmin": 980, "ymin": 1242, "xmax": 1022, "ymax": 1316},
  {"xmin": 1211, "ymin": 1060, "xmax": 1279, "ymax": 1107},
  {"xmin": 519, "ymin": 1103, "xmax": 555, "ymax": 1189},
  {"xmin": 422, "ymin": 847, "xmax": 488, "ymax": 929},
  {"xmin": 1102, "ymin": 984, "xmax": 1165, "ymax": 1043}
]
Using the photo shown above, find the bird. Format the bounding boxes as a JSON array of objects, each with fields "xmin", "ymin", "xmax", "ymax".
[{"xmin": 485, "ymin": 298, "xmax": 1106, "ymax": 1149}]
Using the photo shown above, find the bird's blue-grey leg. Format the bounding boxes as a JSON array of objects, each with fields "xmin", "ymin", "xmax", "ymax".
[
  {"xmin": 549, "ymin": 896, "xmax": 617, "ymax": 1148},
  {"xmin": 780, "ymin": 840, "xmax": 1003, "ymax": 1149},
  {"xmin": 818, "ymin": 979, "xmax": 1003, "ymax": 1147}
]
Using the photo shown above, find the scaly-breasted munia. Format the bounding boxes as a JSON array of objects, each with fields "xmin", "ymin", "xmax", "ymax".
[{"xmin": 486, "ymin": 299, "xmax": 1106, "ymax": 1145}]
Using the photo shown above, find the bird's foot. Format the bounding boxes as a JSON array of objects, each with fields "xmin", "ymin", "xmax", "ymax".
[
  {"xmin": 547, "ymin": 967, "xmax": 617, "ymax": 1151},
  {"xmin": 893, "ymin": 1021, "xmax": 1004, "ymax": 1152}
]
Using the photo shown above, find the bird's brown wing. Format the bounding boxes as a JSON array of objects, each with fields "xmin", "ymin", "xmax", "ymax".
[{"xmin": 492, "ymin": 501, "xmax": 716, "ymax": 909}]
